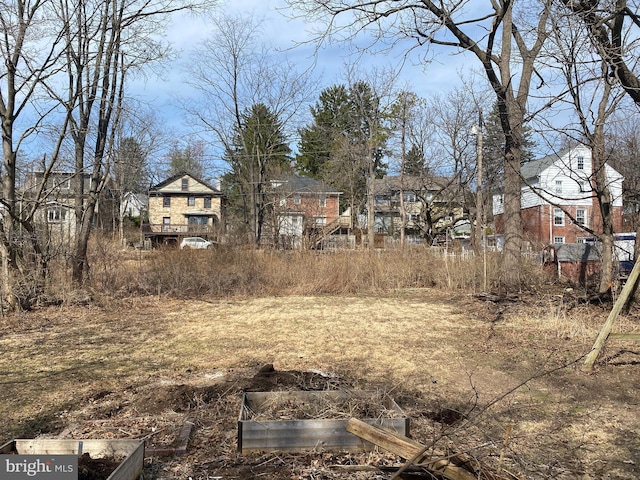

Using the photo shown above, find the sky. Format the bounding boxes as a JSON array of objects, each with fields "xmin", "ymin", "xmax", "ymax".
[{"xmin": 131, "ymin": 0, "xmax": 485, "ymax": 175}]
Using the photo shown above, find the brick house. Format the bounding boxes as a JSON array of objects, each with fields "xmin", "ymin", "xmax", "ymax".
[
  {"xmin": 144, "ymin": 172, "xmax": 225, "ymax": 246},
  {"xmin": 268, "ymin": 174, "xmax": 350, "ymax": 249},
  {"xmin": 492, "ymin": 145, "xmax": 624, "ymax": 249}
]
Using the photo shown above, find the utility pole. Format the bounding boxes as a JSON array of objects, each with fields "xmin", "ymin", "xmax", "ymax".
[{"xmin": 472, "ymin": 111, "xmax": 486, "ymax": 291}]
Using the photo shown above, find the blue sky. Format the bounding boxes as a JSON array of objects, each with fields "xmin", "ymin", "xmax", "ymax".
[
  {"xmin": 136, "ymin": 0, "xmax": 477, "ymax": 128},
  {"xmin": 128, "ymin": 0, "xmax": 487, "ymax": 177}
]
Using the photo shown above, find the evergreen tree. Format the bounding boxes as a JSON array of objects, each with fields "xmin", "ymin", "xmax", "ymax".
[
  {"xmin": 114, "ymin": 137, "xmax": 149, "ymax": 193},
  {"xmin": 404, "ymin": 144, "xmax": 427, "ymax": 176},
  {"xmin": 223, "ymin": 103, "xmax": 291, "ymax": 243},
  {"xmin": 295, "ymin": 82, "xmax": 388, "ymax": 219},
  {"xmin": 296, "ymin": 85, "xmax": 351, "ymax": 178}
]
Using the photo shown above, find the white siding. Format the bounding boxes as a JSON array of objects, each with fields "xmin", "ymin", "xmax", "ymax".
[{"xmin": 498, "ymin": 145, "xmax": 624, "ymax": 213}]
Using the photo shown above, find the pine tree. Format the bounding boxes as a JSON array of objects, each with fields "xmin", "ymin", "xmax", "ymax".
[{"xmin": 223, "ymin": 103, "xmax": 291, "ymax": 243}]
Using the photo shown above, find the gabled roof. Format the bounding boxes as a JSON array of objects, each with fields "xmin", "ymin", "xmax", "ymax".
[
  {"xmin": 271, "ymin": 174, "xmax": 341, "ymax": 195},
  {"xmin": 520, "ymin": 147, "xmax": 572, "ymax": 180},
  {"xmin": 149, "ymin": 172, "xmax": 221, "ymax": 194}
]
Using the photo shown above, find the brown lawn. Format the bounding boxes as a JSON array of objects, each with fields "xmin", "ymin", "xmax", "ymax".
[{"xmin": 0, "ymin": 289, "xmax": 639, "ymax": 479}]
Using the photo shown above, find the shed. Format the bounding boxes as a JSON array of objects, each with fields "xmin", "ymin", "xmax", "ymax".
[{"xmin": 543, "ymin": 243, "xmax": 602, "ymax": 285}]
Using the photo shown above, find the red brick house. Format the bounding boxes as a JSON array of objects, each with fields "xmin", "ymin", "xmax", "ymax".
[
  {"xmin": 268, "ymin": 175, "xmax": 350, "ymax": 249},
  {"xmin": 492, "ymin": 145, "xmax": 624, "ymax": 249}
]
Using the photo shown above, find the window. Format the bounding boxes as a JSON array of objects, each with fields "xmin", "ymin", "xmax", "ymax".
[
  {"xmin": 579, "ymin": 181, "xmax": 588, "ymax": 192},
  {"xmin": 403, "ymin": 192, "xmax": 416, "ymax": 203},
  {"xmin": 279, "ymin": 198, "xmax": 287, "ymax": 207},
  {"xmin": 554, "ymin": 208, "xmax": 564, "ymax": 226},
  {"xmin": 47, "ymin": 206, "xmax": 67, "ymax": 223},
  {"xmin": 553, "ymin": 236, "xmax": 565, "ymax": 244},
  {"xmin": 577, "ymin": 156, "xmax": 584, "ymax": 170},
  {"xmin": 577, "ymin": 237, "xmax": 588, "ymax": 244},
  {"xmin": 163, "ymin": 196, "xmax": 171, "ymax": 208},
  {"xmin": 319, "ymin": 195, "xmax": 326, "ymax": 208},
  {"xmin": 555, "ymin": 180, "xmax": 563, "ymax": 195},
  {"xmin": 204, "ymin": 197, "xmax": 211, "ymax": 209},
  {"xmin": 181, "ymin": 178, "xmax": 189, "ymax": 191},
  {"xmin": 162, "ymin": 217, "xmax": 171, "ymax": 232},
  {"xmin": 293, "ymin": 195, "xmax": 301, "ymax": 205},
  {"xmin": 576, "ymin": 208, "xmax": 587, "ymax": 226},
  {"xmin": 56, "ymin": 178, "xmax": 70, "ymax": 190},
  {"xmin": 188, "ymin": 196, "xmax": 195, "ymax": 207}
]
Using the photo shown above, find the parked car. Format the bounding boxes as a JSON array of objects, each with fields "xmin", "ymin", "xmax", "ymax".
[{"xmin": 180, "ymin": 237, "xmax": 214, "ymax": 249}]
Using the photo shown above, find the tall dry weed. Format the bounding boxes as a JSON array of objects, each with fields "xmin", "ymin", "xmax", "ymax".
[{"xmin": 89, "ymin": 244, "xmax": 550, "ymax": 299}]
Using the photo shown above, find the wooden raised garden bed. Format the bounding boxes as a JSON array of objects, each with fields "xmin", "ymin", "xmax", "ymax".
[
  {"xmin": 0, "ymin": 439, "xmax": 144, "ymax": 480},
  {"xmin": 238, "ymin": 390, "xmax": 409, "ymax": 453}
]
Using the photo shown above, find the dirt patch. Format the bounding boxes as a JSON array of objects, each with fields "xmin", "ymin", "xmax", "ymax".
[
  {"xmin": 131, "ymin": 364, "xmax": 350, "ymax": 414},
  {"xmin": 78, "ymin": 453, "xmax": 121, "ymax": 480}
]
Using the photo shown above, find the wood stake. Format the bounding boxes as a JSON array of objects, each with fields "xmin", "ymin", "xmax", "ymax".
[{"xmin": 583, "ymin": 259, "xmax": 640, "ymax": 370}]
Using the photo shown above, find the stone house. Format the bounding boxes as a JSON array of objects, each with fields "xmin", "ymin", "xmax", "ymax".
[
  {"xmin": 372, "ymin": 175, "xmax": 468, "ymax": 244},
  {"xmin": 144, "ymin": 172, "xmax": 225, "ymax": 247}
]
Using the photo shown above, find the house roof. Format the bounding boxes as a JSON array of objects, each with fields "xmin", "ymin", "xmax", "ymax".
[
  {"xmin": 150, "ymin": 172, "xmax": 221, "ymax": 194},
  {"xmin": 520, "ymin": 147, "xmax": 580, "ymax": 180},
  {"xmin": 550, "ymin": 242, "xmax": 602, "ymax": 262},
  {"xmin": 271, "ymin": 175, "xmax": 341, "ymax": 195},
  {"xmin": 123, "ymin": 192, "xmax": 148, "ymax": 204}
]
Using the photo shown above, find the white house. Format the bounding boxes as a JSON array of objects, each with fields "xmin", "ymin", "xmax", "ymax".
[{"xmin": 492, "ymin": 145, "xmax": 624, "ymax": 246}]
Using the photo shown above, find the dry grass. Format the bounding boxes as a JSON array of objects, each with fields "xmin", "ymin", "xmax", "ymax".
[
  {"xmin": 2, "ymin": 242, "xmax": 640, "ymax": 478},
  {"xmin": 1, "ymin": 288, "xmax": 639, "ymax": 479},
  {"xmin": 79, "ymin": 242, "xmax": 544, "ymax": 300}
]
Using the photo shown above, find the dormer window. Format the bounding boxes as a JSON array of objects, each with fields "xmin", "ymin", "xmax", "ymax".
[{"xmin": 182, "ymin": 178, "xmax": 189, "ymax": 191}]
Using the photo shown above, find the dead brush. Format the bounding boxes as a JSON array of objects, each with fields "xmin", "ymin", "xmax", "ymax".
[
  {"xmin": 245, "ymin": 390, "xmax": 404, "ymax": 422},
  {"xmin": 75, "ymin": 239, "xmax": 559, "ymax": 300}
]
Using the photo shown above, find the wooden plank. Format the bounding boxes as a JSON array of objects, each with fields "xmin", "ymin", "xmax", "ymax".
[
  {"xmin": 583, "ymin": 258, "xmax": 640, "ymax": 370},
  {"xmin": 9, "ymin": 439, "xmax": 143, "ymax": 480},
  {"xmin": 239, "ymin": 390, "xmax": 409, "ymax": 453},
  {"xmin": 608, "ymin": 333, "xmax": 640, "ymax": 341},
  {"xmin": 346, "ymin": 418, "xmax": 477, "ymax": 480}
]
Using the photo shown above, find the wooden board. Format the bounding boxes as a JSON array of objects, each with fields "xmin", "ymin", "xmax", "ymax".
[
  {"xmin": 0, "ymin": 439, "xmax": 144, "ymax": 480},
  {"xmin": 238, "ymin": 390, "xmax": 409, "ymax": 453}
]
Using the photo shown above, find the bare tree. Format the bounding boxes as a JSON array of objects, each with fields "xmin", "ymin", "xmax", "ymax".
[
  {"xmin": 546, "ymin": 8, "xmax": 627, "ymax": 293},
  {"xmin": 184, "ymin": 13, "xmax": 315, "ymax": 245},
  {"xmin": 287, "ymin": 0, "xmax": 553, "ymax": 289},
  {"xmin": 556, "ymin": 1, "xmax": 640, "ymax": 106},
  {"xmin": 52, "ymin": 0, "xmax": 211, "ymax": 285},
  {"xmin": 0, "ymin": 0, "xmax": 69, "ymax": 308}
]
